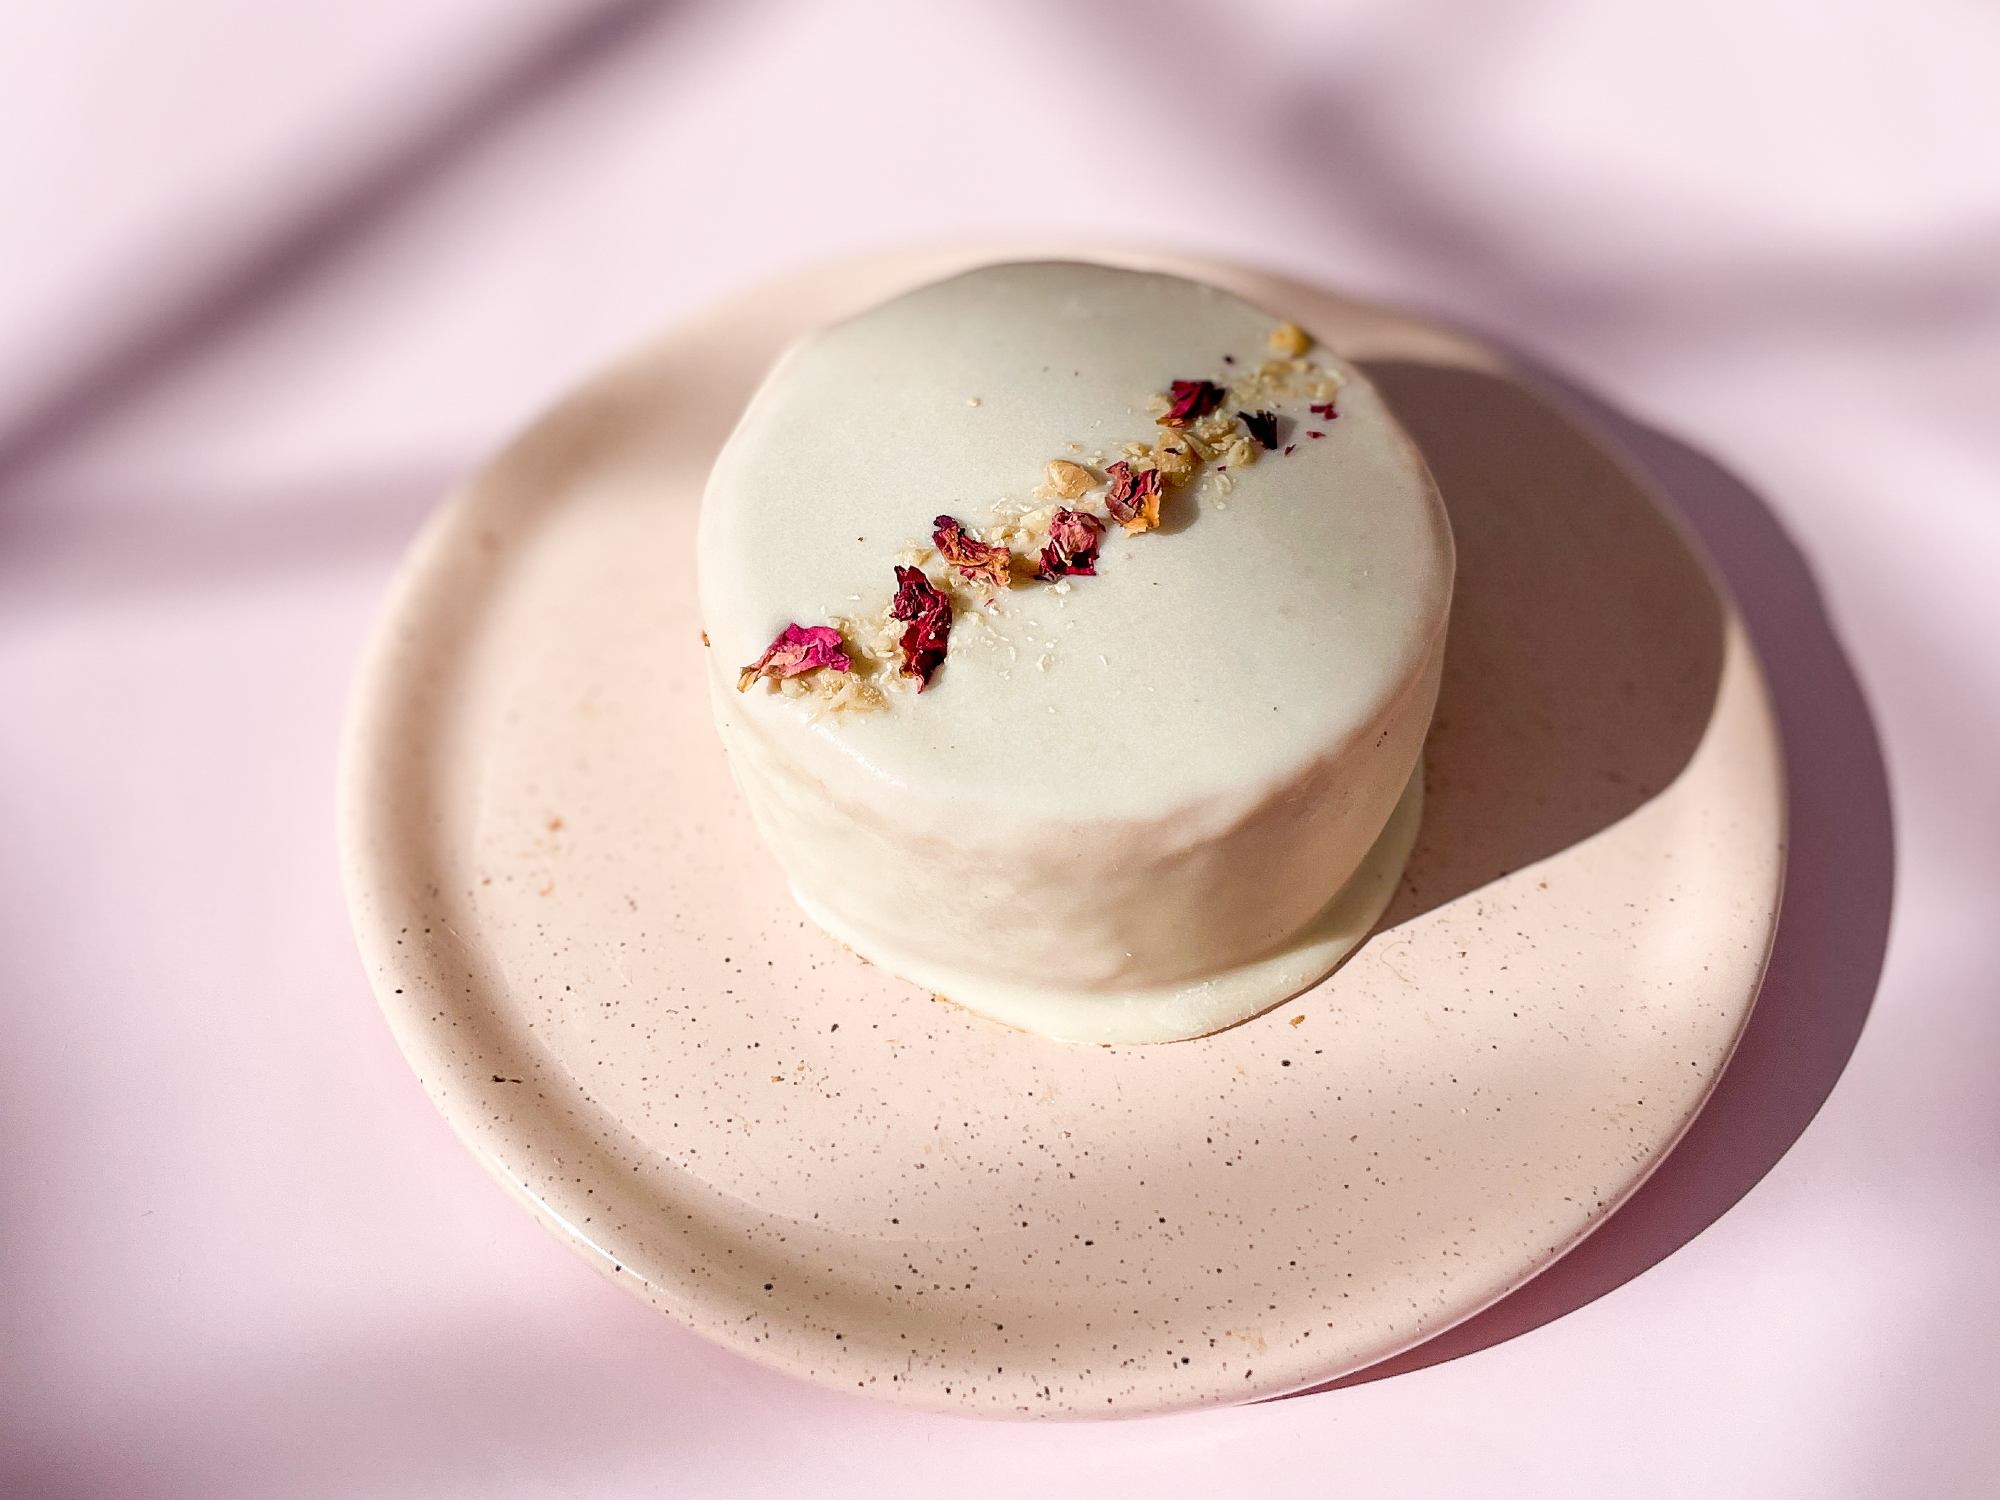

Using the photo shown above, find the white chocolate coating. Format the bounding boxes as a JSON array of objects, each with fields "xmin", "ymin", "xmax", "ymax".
[{"xmin": 698, "ymin": 262, "xmax": 1452, "ymax": 1042}]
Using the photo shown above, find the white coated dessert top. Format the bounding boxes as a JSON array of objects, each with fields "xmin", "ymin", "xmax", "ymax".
[{"xmin": 699, "ymin": 261, "xmax": 1452, "ymax": 827}]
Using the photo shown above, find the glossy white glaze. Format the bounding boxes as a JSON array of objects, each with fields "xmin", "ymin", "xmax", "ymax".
[{"xmin": 698, "ymin": 263, "xmax": 1452, "ymax": 1040}]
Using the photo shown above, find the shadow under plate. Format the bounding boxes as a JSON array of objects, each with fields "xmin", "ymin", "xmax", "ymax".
[{"xmin": 1278, "ymin": 356, "xmax": 1892, "ymax": 1395}]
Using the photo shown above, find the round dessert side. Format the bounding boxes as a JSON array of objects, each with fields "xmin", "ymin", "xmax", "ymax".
[{"xmin": 697, "ymin": 261, "xmax": 1453, "ymax": 1043}]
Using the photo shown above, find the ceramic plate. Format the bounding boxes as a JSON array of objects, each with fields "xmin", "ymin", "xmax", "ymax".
[{"xmin": 338, "ymin": 246, "xmax": 1784, "ymax": 1418}]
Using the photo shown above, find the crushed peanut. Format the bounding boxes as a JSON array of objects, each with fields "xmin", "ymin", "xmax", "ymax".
[
  {"xmin": 827, "ymin": 610, "xmax": 914, "ymax": 700},
  {"xmin": 779, "ymin": 665, "xmax": 887, "ymax": 719},
  {"xmin": 1228, "ymin": 356, "xmax": 1344, "ymax": 411},
  {"xmin": 1038, "ymin": 459, "xmax": 1096, "ymax": 500},
  {"xmin": 1151, "ymin": 435, "xmax": 1199, "ymax": 486},
  {"xmin": 990, "ymin": 496, "xmax": 1070, "ymax": 549},
  {"xmin": 1268, "ymin": 322, "xmax": 1312, "ymax": 357}
]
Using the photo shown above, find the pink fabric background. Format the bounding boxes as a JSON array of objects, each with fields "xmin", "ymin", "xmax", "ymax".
[{"xmin": 3, "ymin": 2, "xmax": 1995, "ymax": 1493}]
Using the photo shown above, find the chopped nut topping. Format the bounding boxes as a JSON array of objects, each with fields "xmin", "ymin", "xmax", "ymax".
[
  {"xmin": 1183, "ymin": 406, "xmax": 1244, "ymax": 461},
  {"xmin": 779, "ymin": 662, "xmax": 886, "ymax": 717},
  {"xmin": 1151, "ymin": 434, "xmax": 1199, "ymax": 486},
  {"xmin": 1037, "ymin": 509, "xmax": 1103, "ymax": 580},
  {"xmin": 737, "ymin": 624, "xmax": 851, "ymax": 693},
  {"xmin": 1103, "ymin": 460, "xmax": 1163, "ymax": 534},
  {"xmin": 989, "ymin": 495, "xmax": 1076, "ymax": 553},
  {"xmin": 1231, "ymin": 356, "xmax": 1334, "ymax": 408},
  {"xmin": 1268, "ymin": 322, "xmax": 1312, "ymax": 357},
  {"xmin": 828, "ymin": 609, "xmax": 907, "ymax": 694},
  {"xmin": 932, "ymin": 514, "xmax": 1013, "ymax": 590},
  {"xmin": 890, "ymin": 567, "xmax": 953, "ymax": 689},
  {"xmin": 1038, "ymin": 459, "xmax": 1096, "ymax": 500}
]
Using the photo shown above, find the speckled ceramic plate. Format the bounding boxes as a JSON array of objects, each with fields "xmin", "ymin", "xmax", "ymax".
[{"xmin": 338, "ymin": 246, "xmax": 1784, "ymax": 1419}]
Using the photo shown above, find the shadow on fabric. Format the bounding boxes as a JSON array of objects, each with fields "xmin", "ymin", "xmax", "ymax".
[{"xmin": 0, "ymin": 0, "xmax": 687, "ymax": 494}]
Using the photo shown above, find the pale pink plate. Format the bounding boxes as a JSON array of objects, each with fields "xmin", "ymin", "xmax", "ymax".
[{"xmin": 338, "ymin": 246, "xmax": 1784, "ymax": 1419}]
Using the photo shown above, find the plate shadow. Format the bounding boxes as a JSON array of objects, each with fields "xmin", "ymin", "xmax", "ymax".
[
  {"xmin": 1366, "ymin": 362, "xmax": 1728, "ymax": 928},
  {"xmin": 1278, "ymin": 358, "xmax": 1893, "ymax": 1396}
]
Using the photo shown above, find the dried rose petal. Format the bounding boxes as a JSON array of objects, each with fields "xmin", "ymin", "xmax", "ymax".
[
  {"xmin": 1239, "ymin": 409, "xmax": 1279, "ymax": 450},
  {"xmin": 1103, "ymin": 460, "xmax": 1164, "ymax": 534},
  {"xmin": 1307, "ymin": 429, "xmax": 1325, "ymax": 439},
  {"xmin": 1037, "ymin": 509, "xmax": 1103, "ymax": 580},
  {"xmin": 890, "ymin": 565, "xmax": 953, "ymax": 689},
  {"xmin": 1309, "ymin": 401, "xmax": 1339, "ymax": 419},
  {"xmin": 1159, "ymin": 379, "xmax": 1225, "ymax": 428},
  {"xmin": 932, "ymin": 514, "xmax": 1013, "ymax": 589},
  {"xmin": 737, "ymin": 623, "xmax": 851, "ymax": 692}
]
